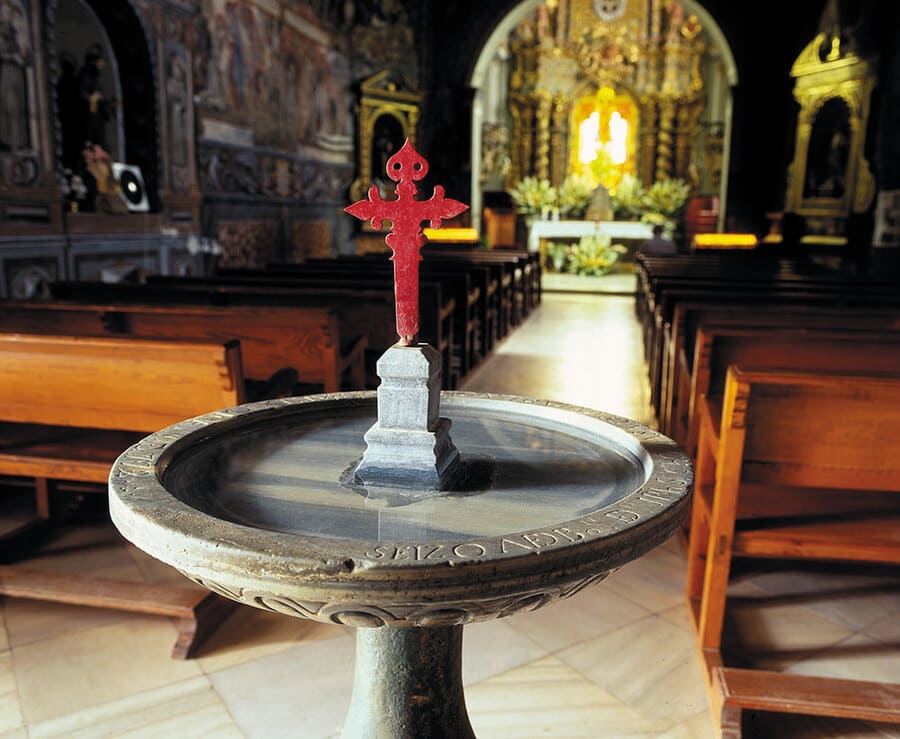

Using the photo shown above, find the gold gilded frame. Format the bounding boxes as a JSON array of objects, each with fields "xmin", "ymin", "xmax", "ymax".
[
  {"xmin": 350, "ymin": 71, "xmax": 421, "ymax": 203},
  {"xmin": 785, "ymin": 32, "xmax": 877, "ymax": 222}
]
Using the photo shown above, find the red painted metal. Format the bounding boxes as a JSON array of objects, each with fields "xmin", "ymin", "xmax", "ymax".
[{"xmin": 345, "ymin": 139, "xmax": 468, "ymax": 345}]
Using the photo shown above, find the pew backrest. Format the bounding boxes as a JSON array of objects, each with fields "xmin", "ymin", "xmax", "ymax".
[{"xmin": 0, "ymin": 333, "xmax": 245, "ymax": 432}]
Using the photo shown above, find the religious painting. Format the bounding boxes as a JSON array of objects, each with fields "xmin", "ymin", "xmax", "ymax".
[
  {"xmin": 192, "ymin": 1, "xmax": 419, "ymax": 157},
  {"xmin": 193, "ymin": 0, "xmax": 353, "ymax": 151}
]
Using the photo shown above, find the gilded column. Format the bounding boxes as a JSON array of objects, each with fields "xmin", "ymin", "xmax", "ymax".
[
  {"xmin": 535, "ymin": 92, "xmax": 553, "ymax": 181},
  {"xmin": 549, "ymin": 94, "xmax": 569, "ymax": 186},
  {"xmin": 673, "ymin": 101, "xmax": 692, "ymax": 180},
  {"xmin": 656, "ymin": 99, "xmax": 675, "ymax": 180},
  {"xmin": 640, "ymin": 97, "xmax": 658, "ymax": 185},
  {"xmin": 507, "ymin": 97, "xmax": 527, "ymax": 184}
]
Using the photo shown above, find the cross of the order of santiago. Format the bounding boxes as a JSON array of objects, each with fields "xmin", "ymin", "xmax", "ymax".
[{"xmin": 345, "ymin": 139, "xmax": 468, "ymax": 345}]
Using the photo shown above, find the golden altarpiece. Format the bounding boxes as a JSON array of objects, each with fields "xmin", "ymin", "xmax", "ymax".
[
  {"xmin": 506, "ymin": 0, "xmax": 708, "ymax": 191},
  {"xmin": 783, "ymin": 27, "xmax": 877, "ymax": 244}
]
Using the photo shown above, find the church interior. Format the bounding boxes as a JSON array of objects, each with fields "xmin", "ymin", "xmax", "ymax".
[{"xmin": 0, "ymin": 0, "xmax": 899, "ymax": 736}]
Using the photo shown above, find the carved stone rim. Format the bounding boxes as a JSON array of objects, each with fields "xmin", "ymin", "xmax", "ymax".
[{"xmin": 109, "ymin": 392, "xmax": 692, "ymax": 606}]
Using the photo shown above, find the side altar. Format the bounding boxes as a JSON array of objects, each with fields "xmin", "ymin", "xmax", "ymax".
[{"xmin": 527, "ymin": 219, "xmax": 653, "ymax": 252}]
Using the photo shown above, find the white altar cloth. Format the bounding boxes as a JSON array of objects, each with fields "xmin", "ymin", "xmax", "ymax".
[{"xmin": 527, "ymin": 220, "xmax": 653, "ymax": 251}]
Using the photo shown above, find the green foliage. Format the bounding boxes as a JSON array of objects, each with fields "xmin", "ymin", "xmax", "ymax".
[
  {"xmin": 639, "ymin": 210, "xmax": 676, "ymax": 235},
  {"xmin": 640, "ymin": 178, "xmax": 690, "ymax": 217},
  {"xmin": 509, "ymin": 174, "xmax": 595, "ymax": 218},
  {"xmin": 508, "ymin": 177, "xmax": 557, "ymax": 216},
  {"xmin": 546, "ymin": 241, "xmax": 570, "ymax": 272},
  {"xmin": 511, "ymin": 173, "xmax": 690, "ymax": 229},
  {"xmin": 610, "ymin": 173, "xmax": 644, "ymax": 220},
  {"xmin": 556, "ymin": 174, "xmax": 594, "ymax": 218},
  {"xmin": 563, "ymin": 234, "xmax": 627, "ymax": 276}
]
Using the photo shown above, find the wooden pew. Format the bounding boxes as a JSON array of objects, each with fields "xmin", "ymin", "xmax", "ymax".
[
  {"xmin": 659, "ymin": 301, "xmax": 900, "ymax": 438},
  {"xmin": 647, "ymin": 284, "xmax": 900, "ymax": 423},
  {"xmin": 0, "ymin": 300, "xmax": 367, "ymax": 394},
  {"xmin": 281, "ymin": 256, "xmax": 502, "ymax": 354},
  {"xmin": 676, "ymin": 324, "xmax": 900, "ymax": 452},
  {"xmin": 259, "ymin": 260, "xmax": 487, "ymax": 372},
  {"xmin": 142, "ymin": 273, "xmax": 463, "ymax": 384},
  {"xmin": 635, "ymin": 252, "xmax": 899, "ymax": 389},
  {"xmin": 0, "ymin": 333, "xmax": 247, "ymax": 658},
  {"xmin": 685, "ymin": 366, "xmax": 900, "ymax": 736},
  {"xmin": 422, "ymin": 245, "xmax": 542, "ymax": 325},
  {"xmin": 50, "ymin": 278, "xmax": 456, "ymax": 389}
]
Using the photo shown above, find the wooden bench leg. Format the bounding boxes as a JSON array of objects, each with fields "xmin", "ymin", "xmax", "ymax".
[
  {"xmin": 720, "ymin": 705, "xmax": 743, "ymax": 738},
  {"xmin": 686, "ymin": 430, "xmax": 716, "ymax": 599},
  {"xmin": 171, "ymin": 592, "xmax": 238, "ymax": 659},
  {"xmin": 35, "ymin": 477, "xmax": 52, "ymax": 519},
  {"xmin": 351, "ymin": 356, "xmax": 366, "ymax": 391}
]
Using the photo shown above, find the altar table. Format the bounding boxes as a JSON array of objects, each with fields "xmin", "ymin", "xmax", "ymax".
[{"xmin": 527, "ymin": 219, "xmax": 653, "ymax": 251}]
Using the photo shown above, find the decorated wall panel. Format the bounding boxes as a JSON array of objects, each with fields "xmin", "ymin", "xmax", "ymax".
[{"xmin": 1, "ymin": 0, "xmax": 421, "ymax": 275}]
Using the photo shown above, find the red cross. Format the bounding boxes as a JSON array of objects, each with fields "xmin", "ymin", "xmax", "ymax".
[{"xmin": 345, "ymin": 139, "xmax": 468, "ymax": 345}]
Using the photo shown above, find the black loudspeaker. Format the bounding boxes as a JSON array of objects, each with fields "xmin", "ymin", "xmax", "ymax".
[{"xmin": 111, "ymin": 162, "xmax": 149, "ymax": 212}]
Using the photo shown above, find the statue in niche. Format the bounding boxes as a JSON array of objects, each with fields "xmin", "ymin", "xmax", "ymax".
[
  {"xmin": 0, "ymin": 0, "xmax": 31, "ymax": 153},
  {"xmin": 75, "ymin": 43, "xmax": 116, "ymax": 152},
  {"xmin": 370, "ymin": 113, "xmax": 403, "ymax": 195},
  {"xmin": 804, "ymin": 97, "xmax": 851, "ymax": 199}
]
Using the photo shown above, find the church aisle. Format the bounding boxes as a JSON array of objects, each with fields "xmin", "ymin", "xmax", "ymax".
[
  {"xmin": 1, "ymin": 292, "xmax": 898, "ymax": 738},
  {"xmin": 460, "ymin": 292, "xmax": 655, "ymax": 428}
]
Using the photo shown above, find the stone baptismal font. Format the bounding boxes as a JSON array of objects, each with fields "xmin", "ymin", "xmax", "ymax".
[{"xmin": 109, "ymin": 142, "xmax": 693, "ymax": 738}]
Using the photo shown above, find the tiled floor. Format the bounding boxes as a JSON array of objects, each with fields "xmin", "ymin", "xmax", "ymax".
[{"xmin": 2, "ymin": 292, "xmax": 899, "ymax": 738}]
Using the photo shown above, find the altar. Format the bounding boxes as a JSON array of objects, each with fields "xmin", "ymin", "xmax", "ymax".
[{"xmin": 527, "ymin": 219, "xmax": 653, "ymax": 252}]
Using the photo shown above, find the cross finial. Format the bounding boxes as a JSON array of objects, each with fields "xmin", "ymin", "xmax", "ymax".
[{"xmin": 345, "ymin": 139, "xmax": 468, "ymax": 345}]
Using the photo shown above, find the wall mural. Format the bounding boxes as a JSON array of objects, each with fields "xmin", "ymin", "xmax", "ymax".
[{"xmin": 192, "ymin": 0, "xmax": 417, "ymax": 153}]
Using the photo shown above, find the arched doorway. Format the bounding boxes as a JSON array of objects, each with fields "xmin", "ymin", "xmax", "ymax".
[{"xmin": 470, "ymin": 0, "xmax": 737, "ymax": 234}]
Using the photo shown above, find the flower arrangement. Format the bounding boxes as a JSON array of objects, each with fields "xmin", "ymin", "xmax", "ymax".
[
  {"xmin": 639, "ymin": 210, "xmax": 676, "ymax": 236},
  {"xmin": 568, "ymin": 234, "xmax": 627, "ymax": 276},
  {"xmin": 640, "ymin": 177, "xmax": 690, "ymax": 217},
  {"xmin": 610, "ymin": 173, "xmax": 644, "ymax": 221},
  {"xmin": 546, "ymin": 241, "xmax": 570, "ymax": 272},
  {"xmin": 508, "ymin": 176, "xmax": 557, "ymax": 217},
  {"xmin": 511, "ymin": 173, "xmax": 690, "ymax": 228},
  {"xmin": 556, "ymin": 174, "xmax": 595, "ymax": 218},
  {"xmin": 545, "ymin": 233, "xmax": 626, "ymax": 276},
  {"xmin": 509, "ymin": 174, "xmax": 596, "ymax": 219}
]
